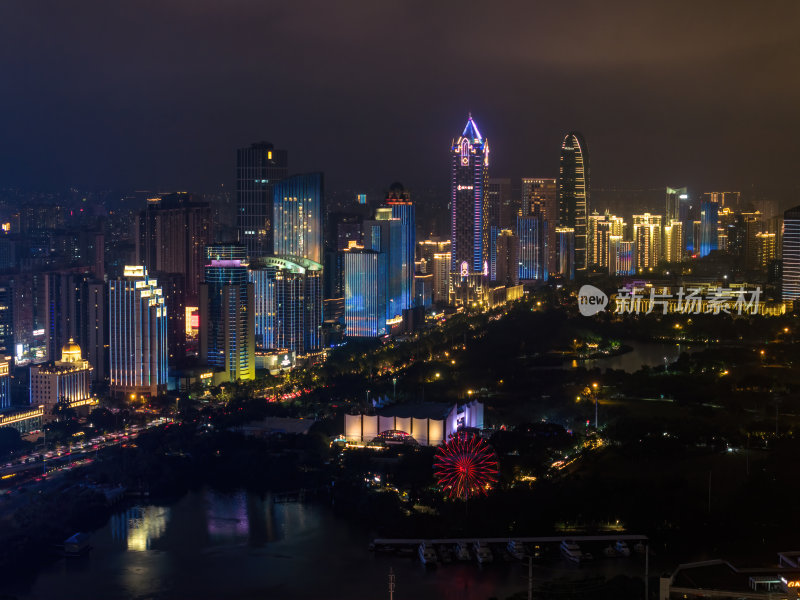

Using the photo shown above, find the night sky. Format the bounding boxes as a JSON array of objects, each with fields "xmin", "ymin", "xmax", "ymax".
[{"xmin": 1, "ymin": 1, "xmax": 799, "ymax": 195}]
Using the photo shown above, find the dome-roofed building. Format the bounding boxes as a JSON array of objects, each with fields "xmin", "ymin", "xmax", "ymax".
[{"xmin": 30, "ymin": 338, "xmax": 94, "ymax": 419}]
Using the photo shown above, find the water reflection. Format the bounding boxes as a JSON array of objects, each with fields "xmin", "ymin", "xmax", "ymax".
[{"xmin": 111, "ymin": 505, "xmax": 170, "ymax": 551}]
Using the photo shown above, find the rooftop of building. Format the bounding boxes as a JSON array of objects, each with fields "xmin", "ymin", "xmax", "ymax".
[{"xmin": 376, "ymin": 402, "xmax": 454, "ymax": 420}]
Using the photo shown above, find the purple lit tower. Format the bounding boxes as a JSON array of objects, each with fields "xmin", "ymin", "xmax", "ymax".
[{"xmin": 450, "ymin": 115, "xmax": 490, "ymax": 284}]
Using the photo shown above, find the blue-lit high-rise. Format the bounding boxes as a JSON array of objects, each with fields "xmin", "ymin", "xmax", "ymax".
[
  {"xmin": 699, "ymin": 200, "xmax": 719, "ymax": 257},
  {"xmin": 109, "ymin": 266, "xmax": 168, "ymax": 399},
  {"xmin": 385, "ymin": 183, "xmax": 415, "ymax": 311},
  {"xmin": 517, "ymin": 216, "xmax": 547, "ymax": 281},
  {"xmin": 249, "ymin": 256, "xmax": 323, "ymax": 355},
  {"xmin": 450, "ymin": 115, "xmax": 490, "ymax": 280},
  {"xmin": 273, "ymin": 173, "xmax": 324, "ymax": 264},
  {"xmin": 364, "ymin": 209, "xmax": 403, "ymax": 321},
  {"xmin": 200, "ymin": 245, "xmax": 255, "ymax": 382},
  {"xmin": 344, "ymin": 250, "xmax": 387, "ymax": 337}
]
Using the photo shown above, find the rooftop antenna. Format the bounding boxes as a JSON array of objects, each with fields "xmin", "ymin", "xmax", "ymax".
[{"xmin": 388, "ymin": 567, "xmax": 395, "ymax": 600}]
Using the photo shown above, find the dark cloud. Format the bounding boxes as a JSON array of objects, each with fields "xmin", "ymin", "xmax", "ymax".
[{"xmin": 0, "ymin": 0, "xmax": 798, "ymax": 196}]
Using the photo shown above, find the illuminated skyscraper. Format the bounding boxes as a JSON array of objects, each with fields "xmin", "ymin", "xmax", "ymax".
[
  {"xmin": 782, "ymin": 206, "xmax": 800, "ymax": 301},
  {"xmin": 200, "ymin": 245, "xmax": 255, "ymax": 382},
  {"xmin": 633, "ymin": 215, "xmax": 662, "ymax": 272},
  {"xmin": 558, "ymin": 133, "xmax": 589, "ymax": 273},
  {"xmin": 237, "ymin": 142, "xmax": 289, "ymax": 258},
  {"xmin": 555, "ymin": 227, "xmax": 575, "ymax": 280},
  {"xmin": 344, "ymin": 250, "xmax": 387, "ymax": 337},
  {"xmin": 273, "ymin": 172, "xmax": 324, "ymax": 264},
  {"xmin": 249, "ymin": 256, "xmax": 322, "ymax": 355},
  {"xmin": 666, "ymin": 187, "xmax": 688, "ymax": 223},
  {"xmin": 756, "ymin": 232, "xmax": 777, "ymax": 269},
  {"xmin": 495, "ymin": 229, "xmax": 519, "ymax": 286},
  {"xmin": 109, "ymin": 266, "xmax": 168, "ymax": 399},
  {"xmin": 432, "ymin": 253, "xmax": 451, "ymax": 304},
  {"xmin": 364, "ymin": 209, "xmax": 403, "ymax": 321},
  {"xmin": 517, "ymin": 215, "xmax": 546, "ymax": 281},
  {"xmin": 699, "ymin": 200, "xmax": 719, "ymax": 257},
  {"xmin": 521, "ymin": 178, "xmax": 557, "ymax": 273},
  {"xmin": 664, "ymin": 220, "xmax": 684, "ymax": 263},
  {"xmin": 450, "ymin": 115, "xmax": 490, "ymax": 280},
  {"xmin": 135, "ymin": 193, "xmax": 212, "ymax": 305},
  {"xmin": 385, "ymin": 183, "xmax": 415, "ymax": 311}
]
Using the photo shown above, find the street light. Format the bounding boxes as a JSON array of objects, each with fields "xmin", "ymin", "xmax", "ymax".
[
  {"xmin": 592, "ymin": 383, "xmax": 599, "ymax": 429},
  {"xmin": 392, "ymin": 378, "xmax": 397, "ymax": 403}
]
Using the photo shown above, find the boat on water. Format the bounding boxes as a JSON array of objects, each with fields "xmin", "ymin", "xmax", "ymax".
[
  {"xmin": 455, "ymin": 542, "xmax": 471, "ymax": 561},
  {"xmin": 560, "ymin": 540, "xmax": 582, "ymax": 564},
  {"xmin": 472, "ymin": 541, "xmax": 493, "ymax": 564},
  {"xmin": 615, "ymin": 540, "xmax": 632, "ymax": 556},
  {"xmin": 418, "ymin": 542, "xmax": 437, "ymax": 565},
  {"xmin": 507, "ymin": 540, "xmax": 526, "ymax": 560}
]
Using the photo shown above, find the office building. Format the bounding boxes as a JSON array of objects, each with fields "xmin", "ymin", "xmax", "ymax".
[
  {"xmin": 487, "ymin": 178, "xmax": 511, "ymax": 230},
  {"xmin": 783, "ymin": 206, "xmax": 800, "ymax": 301},
  {"xmin": 364, "ymin": 210, "xmax": 403, "ymax": 321},
  {"xmin": 495, "ymin": 229, "xmax": 519, "ymax": 286},
  {"xmin": 249, "ymin": 256, "xmax": 323, "ymax": 355},
  {"xmin": 555, "ymin": 227, "xmax": 575, "ymax": 280},
  {"xmin": 558, "ymin": 133, "xmax": 589, "ymax": 273},
  {"xmin": 200, "ymin": 245, "xmax": 255, "ymax": 382},
  {"xmin": 414, "ymin": 273, "xmax": 433, "ymax": 308},
  {"xmin": 522, "ymin": 178, "xmax": 557, "ymax": 273},
  {"xmin": 666, "ymin": 187, "xmax": 688, "ymax": 223},
  {"xmin": 699, "ymin": 200, "xmax": 719, "ymax": 257},
  {"xmin": 109, "ymin": 266, "xmax": 168, "ymax": 399},
  {"xmin": 30, "ymin": 339, "xmax": 93, "ymax": 416},
  {"xmin": 135, "ymin": 193, "xmax": 212, "ymax": 305},
  {"xmin": 0, "ymin": 358, "xmax": 10, "ymax": 410},
  {"xmin": 237, "ymin": 142, "xmax": 289, "ymax": 258},
  {"xmin": 385, "ymin": 183, "xmax": 415, "ymax": 312},
  {"xmin": 344, "ymin": 250, "xmax": 387, "ymax": 337},
  {"xmin": 273, "ymin": 172, "xmax": 324, "ymax": 264},
  {"xmin": 517, "ymin": 215, "xmax": 546, "ymax": 281},
  {"xmin": 450, "ymin": 115, "xmax": 490, "ymax": 280}
]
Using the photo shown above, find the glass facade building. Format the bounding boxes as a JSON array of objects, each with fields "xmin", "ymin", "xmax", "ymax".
[
  {"xmin": 450, "ymin": 115, "xmax": 490, "ymax": 278},
  {"xmin": 237, "ymin": 142, "xmax": 289, "ymax": 258},
  {"xmin": 273, "ymin": 172, "xmax": 324, "ymax": 264},
  {"xmin": 109, "ymin": 266, "xmax": 168, "ymax": 398},
  {"xmin": 699, "ymin": 201, "xmax": 719, "ymax": 258},
  {"xmin": 555, "ymin": 226, "xmax": 575, "ymax": 280},
  {"xmin": 249, "ymin": 256, "xmax": 322, "ymax": 355},
  {"xmin": 782, "ymin": 206, "xmax": 800, "ymax": 301},
  {"xmin": 200, "ymin": 245, "xmax": 255, "ymax": 382},
  {"xmin": 344, "ymin": 250, "xmax": 387, "ymax": 337},
  {"xmin": 517, "ymin": 214, "xmax": 547, "ymax": 281},
  {"xmin": 385, "ymin": 183, "xmax": 415, "ymax": 311},
  {"xmin": 364, "ymin": 212, "xmax": 403, "ymax": 321},
  {"xmin": 558, "ymin": 133, "xmax": 589, "ymax": 273}
]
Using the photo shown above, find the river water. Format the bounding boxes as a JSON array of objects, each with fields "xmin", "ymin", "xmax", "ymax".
[
  {"xmin": 3, "ymin": 489, "xmax": 654, "ymax": 600},
  {"xmin": 577, "ymin": 340, "xmax": 700, "ymax": 373}
]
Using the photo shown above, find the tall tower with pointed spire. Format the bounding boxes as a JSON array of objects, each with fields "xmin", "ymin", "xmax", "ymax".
[{"xmin": 450, "ymin": 114, "xmax": 490, "ymax": 284}]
